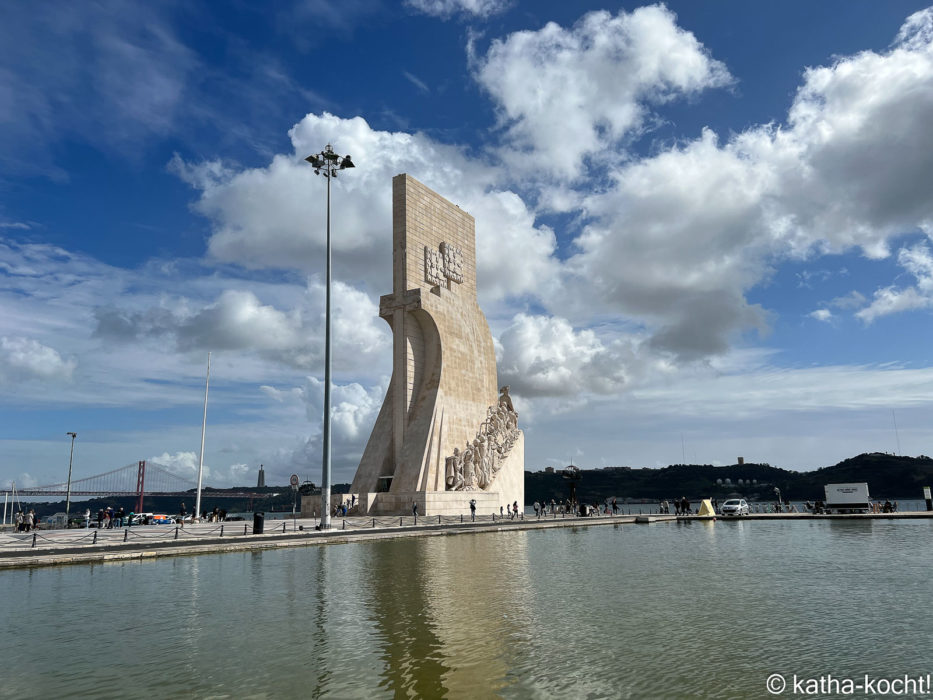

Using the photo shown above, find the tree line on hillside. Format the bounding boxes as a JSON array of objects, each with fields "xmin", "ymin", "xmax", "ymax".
[{"xmin": 524, "ymin": 453, "xmax": 933, "ymax": 504}]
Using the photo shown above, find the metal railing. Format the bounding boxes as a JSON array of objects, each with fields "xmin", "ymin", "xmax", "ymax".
[{"xmin": 0, "ymin": 510, "xmax": 638, "ymax": 552}]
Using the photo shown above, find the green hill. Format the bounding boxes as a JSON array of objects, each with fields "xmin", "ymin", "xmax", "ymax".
[{"xmin": 525, "ymin": 453, "xmax": 933, "ymax": 504}]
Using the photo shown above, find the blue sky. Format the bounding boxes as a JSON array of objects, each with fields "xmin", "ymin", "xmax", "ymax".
[{"xmin": 3, "ymin": 0, "xmax": 933, "ymax": 491}]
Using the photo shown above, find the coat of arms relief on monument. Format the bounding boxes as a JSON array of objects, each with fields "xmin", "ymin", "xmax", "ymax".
[{"xmin": 424, "ymin": 242, "xmax": 463, "ymax": 287}]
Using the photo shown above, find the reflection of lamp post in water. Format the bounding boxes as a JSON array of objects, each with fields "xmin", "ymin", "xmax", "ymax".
[
  {"xmin": 305, "ymin": 145, "xmax": 355, "ymax": 530},
  {"xmin": 562, "ymin": 465, "xmax": 581, "ymax": 509}
]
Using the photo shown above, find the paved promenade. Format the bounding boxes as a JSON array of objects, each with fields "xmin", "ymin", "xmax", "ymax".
[
  {"xmin": 2, "ymin": 510, "xmax": 931, "ymax": 570},
  {"xmin": 0, "ymin": 512, "xmax": 632, "ymax": 569}
]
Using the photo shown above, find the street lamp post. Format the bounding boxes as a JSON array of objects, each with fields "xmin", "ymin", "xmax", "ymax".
[
  {"xmin": 65, "ymin": 432, "xmax": 77, "ymax": 520},
  {"xmin": 305, "ymin": 144, "xmax": 355, "ymax": 530}
]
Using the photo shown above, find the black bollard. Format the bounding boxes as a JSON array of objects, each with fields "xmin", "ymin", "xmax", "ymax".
[
  {"xmin": 400, "ymin": 517, "xmax": 403, "ymax": 526},
  {"xmin": 220, "ymin": 525, "xmax": 224, "ymax": 537},
  {"xmin": 243, "ymin": 524, "xmax": 248, "ymax": 535},
  {"xmin": 123, "ymin": 529, "xmax": 128, "ymax": 542},
  {"xmin": 282, "ymin": 522, "xmax": 286, "ymax": 533},
  {"xmin": 438, "ymin": 515, "xmax": 441, "ymax": 524},
  {"xmin": 373, "ymin": 518, "xmax": 376, "ymax": 528},
  {"xmin": 174, "ymin": 527, "xmax": 179, "ymax": 540},
  {"xmin": 32, "ymin": 532, "xmax": 37, "ymax": 548},
  {"xmin": 461, "ymin": 514, "xmax": 463, "ymax": 523},
  {"xmin": 93, "ymin": 530, "xmax": 97, "ymax": 544}
]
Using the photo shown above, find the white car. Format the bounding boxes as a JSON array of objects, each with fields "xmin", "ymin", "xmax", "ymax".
[{"xmin": 720, "ymin": 498, "xmax": 749, "ymax": 516}]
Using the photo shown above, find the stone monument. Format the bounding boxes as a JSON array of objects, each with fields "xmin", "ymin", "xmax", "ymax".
[{"xmin": 350, "ymin": 174, "xmax": 524, "ymax": 515}]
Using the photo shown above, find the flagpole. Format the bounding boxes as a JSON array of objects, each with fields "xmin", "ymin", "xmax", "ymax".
[{"xmin": 194, "ymin": 352, "xmax": 211, "ymax": 522}]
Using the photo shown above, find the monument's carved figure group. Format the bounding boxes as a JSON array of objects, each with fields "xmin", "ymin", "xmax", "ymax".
[
  {"xmin": 445, "ymin": 386, "xmax": 520, "ymax": 492},
  {"xmin": 345, "ymin": 174, "xmax": 525, "ymax": 516}
]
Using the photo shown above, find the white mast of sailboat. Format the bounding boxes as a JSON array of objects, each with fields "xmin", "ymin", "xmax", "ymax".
[{"xmin": 194, "ymin": 352, "xmax": 211, "ymax": 522}]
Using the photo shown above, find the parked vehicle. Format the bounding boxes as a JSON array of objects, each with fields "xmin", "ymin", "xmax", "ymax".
[
  {"xmin": 44, "ymin": 512, "xmax": 68, "ymax": 529},
  {"xmin": 720, "ymin": 498, "xmax": 749, "ymax": 517},
  {"xmin": 824, "ymin": 483, "xmax": 871, "ymax": 514}
]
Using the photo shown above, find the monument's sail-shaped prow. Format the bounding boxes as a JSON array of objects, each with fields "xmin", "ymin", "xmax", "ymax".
[{"xmin": 351, "ymin": 174, "xmax": 524, "ymax": 515}]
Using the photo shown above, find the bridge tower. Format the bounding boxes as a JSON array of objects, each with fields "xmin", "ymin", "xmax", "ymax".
[{"xmin": 135, "ymin": 460, "xmax": 146, "ymax": 513}]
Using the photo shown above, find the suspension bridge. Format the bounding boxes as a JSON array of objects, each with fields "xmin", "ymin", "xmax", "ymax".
[{"xmin": 8, "ymin": 461, "xmax": 268, "ymax": 513}]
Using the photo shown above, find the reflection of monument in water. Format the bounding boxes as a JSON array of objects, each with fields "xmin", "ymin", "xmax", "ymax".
[
  {"xmin": 360, "ymin": 532, "xmax": 536, "ymax": 697},
  {"xmin": 352, "ymin": 175, "xmax": 524, "ymax": 515}
]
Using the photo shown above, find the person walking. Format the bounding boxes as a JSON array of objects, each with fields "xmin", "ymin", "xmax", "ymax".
[
  {"xmin": 84, "ymin": 508, "xmax": 91, "ymax": 528},
  {"xmin": 513, "ymin": 501, "xmax": 520, "ymax": 519},
  {"xmin": 412, "ymin": 501, "xmax": 418, "ymax": 519},
  {"xmin": 470, "ymin": 499, "xmax": 477, "ymax": 522}
]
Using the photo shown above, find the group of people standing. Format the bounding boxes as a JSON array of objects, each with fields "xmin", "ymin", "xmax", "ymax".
[
  {"xmin": 498, "ymin": 501, "xmax": 521, "ymax": 519},
  {"xmin": 88, "ymin": 506, "xmax": 126, "ymax": 528},
  {"xmin": 13, "ymin": 509, "xmax": 37, "ymax": 531},
  {"xmin": 659, "ymin": 498, "xmax": 693, "ymax": 515},
  {"xmin": 182, "ymin": 504, "xmax": 227, "ymax": 522},
  {"xmin": 530, "ymin": 498, "xmax": 622, "ymax": 517},
  {"xmin": 333, "ymin": 495, "xmax": 356, "ymax": 517}
]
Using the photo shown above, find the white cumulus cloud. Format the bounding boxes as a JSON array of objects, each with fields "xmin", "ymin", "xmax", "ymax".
[
  {"xmin": 174, "ymin": 112, "xmax": 559, "ymax": 306},
  {"xmin": 0, "ymin": 336, "xmax": 76, "ymax": 383},
  {"xmin": 809, "ymin": 309, "xmax": 833, "ymax": 323},
  {"xmin": 472, "ymin": 4, "xmax": 732, "ymax": 179},
  {"xmin": 496, "ymin": 313, "xmax": 640, "ymax": 397},
  {"xmin": 566, "ymin": 8, "xmax": 933, "ymax": 358}
]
